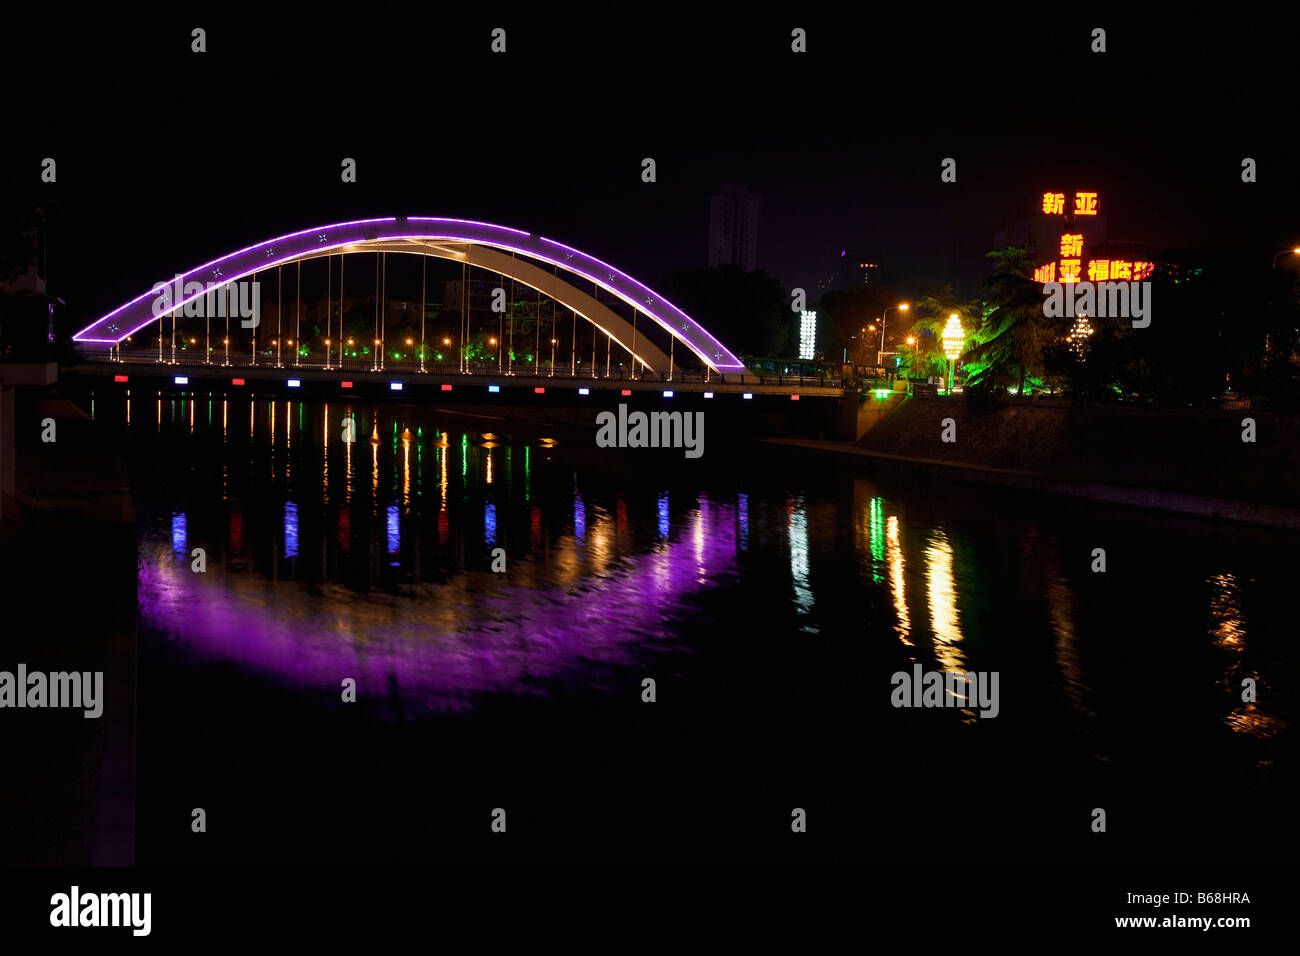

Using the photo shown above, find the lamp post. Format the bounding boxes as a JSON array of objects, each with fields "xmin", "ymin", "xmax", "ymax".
[
  {"xmin": 941, "ymin": 313, "xmax": 965, "ymax": 396},
  {"xmin": 1271, "ymin": 248, "xmax": 1300, "ymax": 268},
  {"xmin": 878, "ymin": 303, "xmax": 909, "ymax": 369}
]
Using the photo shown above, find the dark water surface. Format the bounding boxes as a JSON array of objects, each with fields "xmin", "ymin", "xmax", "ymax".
[{"xmin": 92, "ymin": 390, "xmax": 1296, "ymax": 866}]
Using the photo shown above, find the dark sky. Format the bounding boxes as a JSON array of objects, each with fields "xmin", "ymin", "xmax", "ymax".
[{"xmin": 5, "ymin": 10, "xmax": 1297, "ymax": 321}]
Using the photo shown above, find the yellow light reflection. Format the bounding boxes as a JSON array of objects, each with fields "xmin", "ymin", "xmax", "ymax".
[
  {"xmin": 924, "ymin": 530, "xmax": 965, "ymax": 671},
  {"xmin": 886, "ymin": 515, "xmax": 912, "ymax": 647}
]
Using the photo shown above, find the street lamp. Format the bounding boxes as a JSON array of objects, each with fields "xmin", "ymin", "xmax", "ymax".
[
  {"xmin": 941, "ymin": 314, "xmax": 965, "ymax": 395},
  {"xmin": 878, "ymin": 303, "xmax": 909, "ymax": 369},
  {"xmin": 1272, "ymin": 248, "xmax": 1300, "ymax": 268}
]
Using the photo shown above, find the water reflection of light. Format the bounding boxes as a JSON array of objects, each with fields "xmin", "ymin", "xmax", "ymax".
[
  {"xmin": 284, "ymin": 502, "xmax": 299, "ymax": 558},
  {"xmin": 1209, "ymin": 572, "xmax": 1245, "ymax": 650},
  {"xmin": 886, "ymin": 515, "xmax": 912, "ymax": 647},
  {"xmin": 138, "ymin": 494, "xmax": 744, "ymax": 716},
  {"xmin": 658, "ymin": 493, "xmax": 669, "ymax": 540},
  {"xmin": 322, "ymin": 405, "xmax": 329, "ymax": 504},
  {"xmin": 1044, "ymin": 552, "xmax": 1093, "ymax": 717},
  {"xmin": 869, "ymin": 497, "xmax": 885, "ymax": 583},
  {"xmin": 788, "ymin": 496, "xmax": 814, "ymax": 619},
  {"xmin": 402, "ymin": 429, "xmax": 411, "ymax": 508},
  {"xmin": 439, "ymin": 445, "xmax": 448, "ymax": 509},
  {"xmin": 171, "ymin": 512, "xmax": 186, "ymax": 558},
  {"xmin": 575, "ymin": 495, "xmax": 586, "ymax": 551},
  {"xmin": 385, "ymin": 503, "xmax": 400, "ymax": 560},
  {"xmin": 737, "ymin": 493, "xmax": 748, "ymax": 550},
  {"xmin": 485, "ymin": 448, "xmax": 493, "ymax": 485},
  {"xmin": 484, "ymin": 501, "xmax": 497, "ymax": 547},
  {"xmin": 694, "ymin": 495, "xmax": 706, "ymax": 576},
  {"xmin": 924, "ymin": 530, "xmax": 965, "ymax": 670}
]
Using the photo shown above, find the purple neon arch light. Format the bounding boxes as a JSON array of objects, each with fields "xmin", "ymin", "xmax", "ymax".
[{"xmin": 74, "ymin": 217, "xmax": 746, "ymax": 372}]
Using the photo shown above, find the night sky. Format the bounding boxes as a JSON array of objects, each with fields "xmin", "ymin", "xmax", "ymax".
[{"xmin": 5, "ymin": 11, "xmax": 1296, "ymax": 321}]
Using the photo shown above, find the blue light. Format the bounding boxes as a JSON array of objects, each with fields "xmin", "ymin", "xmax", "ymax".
[
  {"xmin": 284, "ymin": 502, "xmax": 299, "ymax": 557},
  {"xmin": 658, "ymin": 493, "xmax": 669, "ymax": 539},
  {"xmin": 578, "ymin": 387, "xmax": 590, "ymax": 395},
  {"xmin": 171, "ymin": 512, "xmax": 186, "ymax": 557},
  {"xmin": 484, "ymin": 501, "xmax": 497, "ymax": 546},
  {"xmin": 742, "ymin": 392, "xmax": 753, "ymax": 399},
  {"xmin": 287, "ymin": 379, "xmax": 301, "ymax": 388},
  {"xmin": 387, "ymin": 504, "xmax": 400, "ymax": 554},
  {"xmin": 574, "ymin": 496, "xmax": 585, "ymax": 549},
  {"xmin": 389, "ymin": 382, "xmax": 403, "ymax": 391},
  {"xmin": 663, "ymin": 390, "xmax": 674, "ymax": 398},
  {"xmin": 704, "ymin": 391, "xmax": 714, "ymax": 399},
  {"xmin": 488, "ymin": 385, "xmax": 500, "ymax": 393},
  {"xmin": 174, "ymin": 376, "xmax": 189, "ymax": 385}
]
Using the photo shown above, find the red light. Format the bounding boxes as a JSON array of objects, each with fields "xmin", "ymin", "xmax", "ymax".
[
  {"xmin": 113, "ymin": 374, "xmax": 128, "ymax": 383},
  {"xmin": 534, "ymin": 387, "xmax": 545, "ymax": 394},
  {"xmin": 341, "ymin": 381, "xmax": 352, "ymax": 388},
  {"xmin": 440, "ymin": 384, "xmax": 452, "ymax": 391},
  {"xmin": 620, "ymin": 389, "xmax": 631, "ymax": 396},
  {"xmin": 232, "ymin": 378, "xmax": 245, "ymax": 386},
  {"xmin": 790, "ymin": 394, "xmax": 800, "ymax": 401}
]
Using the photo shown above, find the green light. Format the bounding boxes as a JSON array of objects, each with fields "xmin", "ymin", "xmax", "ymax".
[
  {"xmin": 869, "ymin": 496, "xmax": 885, "ymax": 582},
  {"xmin": 873, "ymin": 389, "xmax": 892, "ymax": 400}
]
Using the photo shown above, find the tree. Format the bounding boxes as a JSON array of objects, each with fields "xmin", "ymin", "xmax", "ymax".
[
  {"xmin": 963, "ymin": 247, "xmax": 1056, "ymax": 397},
  {"xmin": 897, "ymin": 286, "xmax": 977, "ymax": 380}
]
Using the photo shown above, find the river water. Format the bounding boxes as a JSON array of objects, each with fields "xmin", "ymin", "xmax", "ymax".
[{"xmin": 91, "ymin": 391, "xmax": 1297, "ymax": 867}]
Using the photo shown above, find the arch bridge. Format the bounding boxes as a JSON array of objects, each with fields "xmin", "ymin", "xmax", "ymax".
[{"xmin": 73, "ymin": 217, "xmax": 746, "ymax": 377}]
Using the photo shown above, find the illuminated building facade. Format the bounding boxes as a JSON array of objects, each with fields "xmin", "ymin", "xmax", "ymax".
[{"xmin": 995, "ymin": 191, "xmax": 1156, "ymax": 286}]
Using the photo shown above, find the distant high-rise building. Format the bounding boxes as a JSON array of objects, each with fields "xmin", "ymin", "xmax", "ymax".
[
  {"xmin": 707, "ymin": 184, "xmax": 760, "ymax": 272},
  {"xmin": 839, "ymin": 252, "xmax": 879, "ymax": 290}
]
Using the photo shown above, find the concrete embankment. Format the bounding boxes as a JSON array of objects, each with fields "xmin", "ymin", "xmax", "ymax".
[
  {"xmin": 763, "ymin": 396, "xmax": 1300, "ymax": 530},
  {"xmin": 0, "ymin": 391, "xmax": 136, "ymax": 865}
]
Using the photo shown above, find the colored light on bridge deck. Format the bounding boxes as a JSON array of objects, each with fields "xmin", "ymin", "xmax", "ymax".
[
  {"xmin": 232, "ymin": 378, "xmax": 245, "ymax": 386},
  {"xmin": 488, "ymin": 385, "xmax": 500, "ymax": 393},
  {"xmin": 534, "ymin": 387, "xmax": 545, "ymax": 394},
  {"xmin": 873, "ymin": 388, "xmax": 892, "ymax": 399},
  {"xmin": 287, "ymin": 379, "xmax": 301, "ymax": 388},
  {"xmin": 440, "ymin": 384, "xmax": 453, "ymax": 391},
  {"xmin": 663, "ymin": 390, "xmax": 674, "ymax": 398},
  {"xmin": 620, "ymin": 389, "xmax": 631, "ymax": 396},
  {"xmin": 791, "ymin": 394, "xmax": 800, "ymax": 401},
  {"xmin": 578, "ymin": 387, "xmax": 590, "ymax": 395},
  {"xmin": 174, "ymin": 376, "xmax": 189, "ymax": 385},
  {"xmin": 341, "ymin": 381, "xmax": 352, "ymax": 388},
  {"xmin": 113, "ymin": 374, "xmax": 128, "ymax": 383},
  {"xmin": 704, "ymin": 391, "xmax": 713, "ymax": 398},
  {"xmin": 742, "ymin": 392, "xmax": 753, "ymax": 399},
  {"xmin": 390, "ymin": 382, "xmax": 403, "ymax": 391}
]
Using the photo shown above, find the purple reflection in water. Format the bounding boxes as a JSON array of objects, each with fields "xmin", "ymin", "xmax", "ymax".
[{"xmin": 139, "ymin": 500, "xmax": 741, "ymax": 716}]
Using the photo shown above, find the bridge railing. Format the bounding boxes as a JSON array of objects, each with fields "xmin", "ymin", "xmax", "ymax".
[{"xmin": 74, "ymin": 347, "xmax": 851, "ymax": 388}]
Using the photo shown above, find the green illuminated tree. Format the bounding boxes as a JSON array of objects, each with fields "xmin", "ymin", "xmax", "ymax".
[{"xmin": 963, "ymin": 247, "xmax": 1054, "ymax": 397}]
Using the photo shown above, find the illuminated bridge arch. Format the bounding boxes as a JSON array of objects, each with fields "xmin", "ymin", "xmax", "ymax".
[{"xmin": 73, "ymin": 217, "xmax": 746, "ymax": 374}]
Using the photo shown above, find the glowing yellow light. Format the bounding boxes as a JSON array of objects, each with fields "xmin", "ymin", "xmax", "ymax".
[
  {"xmin": 1042, "ymin": 192, "xmax": 1066, "ymax": 214},
  {"xmin": 1059, "ymin": 259, "xmax": 1082, "ymax": 283},
  {"xmin": 1087, "ymin": 259, "xmax": 1111, "ymax": 281},
  {"xmin": 899, "ymin": 303, "xmax": 909, "ymax": 310},
  {"xmin": 1132, "ymin": 261, "xmax": 1154, "ymax": 280},
  {"xmin": 1073, "ymin": 191, "xmax": 1099, "ymax": 215},
  {"xmin": 1111, "ymin": 260, "xmax": 1132, "ymax": 280},
  {"xmin": 1060, "ymin": 233, "xmax": 1083, "ymax": 258},
  {"xmin": 942, "ymin": 315, "xmax": 965, "ymax": 360},
  {"xmin": 1034, "ymin": 262, "xmax": 1057, "ymax": 283}
]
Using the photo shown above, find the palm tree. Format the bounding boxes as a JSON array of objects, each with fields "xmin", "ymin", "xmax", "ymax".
[{"xmin": 965, "ymin": 247, "xmax": 1054, "ymax": 396}]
